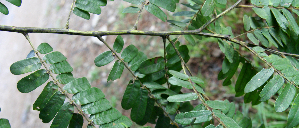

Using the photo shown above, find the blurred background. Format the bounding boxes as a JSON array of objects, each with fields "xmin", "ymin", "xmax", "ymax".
[{"xmin": 0, "ymin": 0, "xmax": 288, "ymax": 127}]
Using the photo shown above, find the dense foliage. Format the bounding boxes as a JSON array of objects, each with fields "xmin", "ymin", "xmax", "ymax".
[{"xmin": 1, "ymin": 0, "xmax": 299, "ymax": 127}]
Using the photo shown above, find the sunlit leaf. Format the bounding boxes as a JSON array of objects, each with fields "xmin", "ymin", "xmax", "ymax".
[
  {"xmin": 244, "ymin": 68, "xmax": 274, "ymax": 93},
  {"xmin": 72, "ymin": 87, "xmax": 105, "ymax": 105},
  {"xmin": 63, "ymin": 77, "xmax": 91, "ymax": 94},
  {"xmin": 90, "ymin": 108, "xmax": 122, "ymax": 125},
  {"xmin": 10, "ymin": 57, "xmax": 41, "ymax": 75},
  {"xmin": 167, "ymin": 93, "xmax": 198, "ymax": 102},
  {"xmin": 17, "ymin": 69, "xmax": 49, "ymax": 93}
]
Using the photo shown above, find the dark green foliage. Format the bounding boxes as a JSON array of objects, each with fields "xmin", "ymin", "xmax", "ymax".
[
  {"xmin": 37, "ymin": 43, "xmax": 53, "ymax": 54},
  {"xmin": 130, "ymin": 89, "xmax": 148, "ymax": 122},
  {"xmin": 145, "ymin": 3, "xmax": 167, "ymax": 22},
  {"xmin": 63, "ymin": 77, "xmax": 91, "ymax": 94},
  {"xmin": 72, "ymin": 87, "xmax": 105, "ymax": 105},
  {"xmin": 0, "ymin": 2, "xmax": 8, "ymax": 15},
  {"xmin": 121, "ymin": 81, "xmax": 141, "ymax": 110},
  {"xmin": 50, "ymin": 103, "xmax": 74, "ymax": 128},
  {"xmin": 94, "ymin": 51, "xmax": 114, "ymax": 67},
  {"xmin": 43, "ymin": 51, "xmax": 67, "ymax": 64},
  {"xmin": 17, "ymin": 69, "xmax": 49, "ymax": 93},
  {"xmin": 33, "ymin": 81, "xmax": 58, "ymax": 111},
  {"xmin": 90, "ymin": 108, "xmax": 122, "ymax": 125},
  {"xmin": 0, "ymin": 118, "xmax": 11, "ymax": 128},
  {"xmin": 107, "ymin": 60, "xmax": 124, "ymax": 81},
  {"xmin": 121, "ymin": 44, "xmax": 138, "ymax": 62},
  {"xmin": 69, "ymin": 113, "xmax": 83, "ymax": 128},
  {"xmin": 10, "ymin": 57, "xmax": 41, "ymax": 75},
  {"xmin": 50, "ymin": 60, "xmax": 73, "ymax": 74},
  {"xmin": 113, "ymin": 35, "xmax": 124, "ymax": 53}
]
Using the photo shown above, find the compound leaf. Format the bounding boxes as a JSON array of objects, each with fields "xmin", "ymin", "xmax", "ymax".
[
  {"xmin": 73, "ymin": 7, "xmax": 90, "ymax": 20},
  {"xmin": 33, "ymin": 81, "xmax": 58, "ymax": 111},
  {"xmin": 167, "ymin": 93, "xmax": 198, "ymax": 102},
  {"xmin": 94, "ymin": 51, "xmax": 114, "ymax": 67},
  {"xmin": 37, "ymin": 43, "xmax": 53, "ymax": 54},
  {"xmin": 244, "ymin": 68, "xmax": 274, "ymax": 93},
  {"xmin": 39, "ymin": 91, "xmax": 65, "ymax": 123},
  {"xmin": 17, "ymin": 69, "xmax": 49, "ymax": 93},
  {"xmin": 275, "ymin": 83, "xmax": 296, "ymax": 112},
  {"xmin": 10, "ymin": 57, "xmax": 41, "ymax": 75},
  {"xmin": 121, "ymin": 44, "xmax": 138, "ymax": 62},
  {"xmin": 107, "ymin": 60, "xmax": 124, "ymax": 81},
  {"xmin": 260, "ymin": 75, "xmax": 284, "ymax": 101},
  {"xmin": 90, "ymin": 108, "xmax": 122, "ymax": 125},
  {"xmin": 149, "ymin": 0, "xmax": 176, "ymax": 12},
  {"xmin": 63, "ymin": 77, "xmax": 91, "ymax": 94},
  {"xmin": 175, "ymin": 110, "xmax": 212, "ymax": 125},
  {"xmin": 69, "ymin": 113, "xmax": 83, "ymax": 128},
  {"xmin": 72, "ymin": 87, "xmax": 105, "ymax": 105},
  {"xmin": 113, "ymin": 35, "xmax": 124, "ymax": 53},
  {"xmin": 50, "ymin": 102, "xmax": 74, "ymax": 128},
  {"xmin": 286, "ymin": 94, "xmax": 299, "ymax": 128},
  {"xmin": 145, "ymin": 3, "xmax": 167, "ymax": 22},
  {"xmin": 121, "ymin": 82, "xmax": 141, "ymax": 110},
  {"xmin": 81, "ymin": 98, "xmax": 112, "ymax": 114},
  {"xmin": 43, "ymin": 51, "xmax": 67, "ymax": 64},
  {"xmin": 50, "ymin": 60, "xmax": 73, "ymax": 74}
]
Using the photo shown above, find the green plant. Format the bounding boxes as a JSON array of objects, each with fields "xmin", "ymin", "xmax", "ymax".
[{"xmin": 1, "ymin": 0, "xmax": 299, "ymax": 127}]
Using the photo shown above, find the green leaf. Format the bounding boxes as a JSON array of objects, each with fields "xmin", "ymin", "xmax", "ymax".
[
  {"xmin": 10, "ymin": 57, "xmax": 42, "ymax": 75},
  {"xmin": 184, "ymin": 35, "xmax": 195, "ymax": 45},
  {"xmin": 81, "ymin": 98, "xmax": 112, "ymax": 114},
  {"xmin": 94, "ymin": 51, "xmax": 114, "ymax": 67},
  {"xmin": 214, "ymin": 110, "xmax": 242, "ymax": 128},
  {"xmin": 0, "ymin": 118, "xmax": 11, "ymax": 128},
  {"xmin": 253, "ymin": 7, "xmax": 268, "ymax": 19},
  {"xmin": 124, "ymin": 0, "xmax": 145, "ymax": 5},
  {"xmin": 107, "ymin": 60, "xmax": 124, "ymax": 81},
  {"xmin": 224, "ymin": 44, "xmax": 234, "ymax": 63},
  {"xmin": 121, "ymin": 82, "xmax": 141, "ymax": 110},
  {"xmin": 39, "ymin": 91, "xmax": 65, "ymax": 123},
  {"xmin": 261, "ymin": 28, "xmax": 277, "ymax": 47},
  {"xmin": 100, "ymin": 116, "xmax": 132, "ymax": 128},
  {"xmin": 121, "ymin": 44, "xmax": 138, "ymax": 62},
  {"xmin": 260, "ymin": 75, "xmax": 284, "ymax": 101},
  {"xmin": 56, "ymin": 73, "xmax": 75, "ymax": 84},
  {"xmin": 143, "ymin": 82, "xmax": 167, "ymax": 90},
  {"xmin": 37, "ymin": 43, "xmax": 53, "ymax": 54},
  {"xmin": 280, "ymin": 0, "xmax": 292, "ymax": 7},
  {"xmin": 269, "ymin": 28, "xmax": 283, "ymax": 47},
  {"xmin": 33, "ymin": 81, "xmax": 58, "ymax": 111},
  {"xmin": 75, "ymin": 0, "xmax": 102, "ymax": 14},
  {"xmin": 50, "ymin": 60, "xmax": 73, "ymax": 74},
  {"xmin": 293, "ymin": 0, "xmax": 299, "ymax": 7},
  {"xmin": 139, "ymin": 57, "xmax": 165, "ymax": 74},
  {"xmin": 191, "ymin": 0, "xmax": 203, "ymax": 5},
  {"xmin": 135, "ymin": 98, "xmax": 155, "ymax": 125},
  {"xmin": 73, "ymin": 7, "xmax": 90, "ymax": 20},
  {"xmin": 181, "ymin": 3, "xmax": 201, "ymax": 10},
  {"xmin": 63, "ymin": 77, "xmax": 91, "ymax": 94},
  {"xmin": 123, "ymin": 6, "xmax": 139, "ymax": 13},
  {"xmin": 286, "ymin": 94, "xmax": 299, "ymax": 128},
  {"xmin": 0, "ymin": 2, "xmax": 9, "ymax": 15},
  {"xmin": 168, "ymin": 77, "xmax": 192, "ymax": 89},
  {"xmin": 131, "ymin": 89, "xmax": 148, "ymax": 122},
  {"xmin": 128, "ymin": 51, "xmax": 147, "ymax": 71},
  {"xmin": 145, "ymin": 3, "xmax": 167, "ymax": 22},
  {"xmin": 175, "ymin": 110, "xmax": 212, "ymax": 125},
  {"xmin": 149, "ymin": 0, "xmax": 176, "ymax": 12},
  {"xmin": 244, "ymin": 68, "xmax": 274, "ymax": 93},
  {"xmin": 271, "ymin": 8, "xmax": 288, "ymax": 30},
  {"xmin": 6, "ymin": 0, "xmax": 21, "ymax": 6},
  {"xmin": 216, "ymin": 0, "xmax": 227, "ymax": 5},
  {"xmin": 254, "ymin": 30, "xmax": 269, "ymax": 47},
  {"xmin": 165, "ymin": 102, "xmax": 180, "ymax": 115},
  {"xmin": 167, "ymin": 93, "xmax": 198, "ymax": 102},
  {"xmin": 156, "ymin": 114, "xmax": 176, "ymax": 128},
  {"xmin": 275, "ymin": 83, "xmax": 296, "ymax": 112},
  {"xmin": 113, "ymin": 35, "xmax": 124, "ymax": 53},
  {"xmin": 173, "ymin": 11, "xmax": 196, "ymax": 17},
  {"xmin": 235, "ymin": 63, "xmax": 255, "ymax": 97},
  {"xmin": 201, "ymin": 0, "xmax": 214, "ymax": 16},
  {"xmin": 90, "ymin": 108, "xmax": 122, "ymax": 125},
  {"xmin": 169, "ymin": 70, "xmax": 189, "ymax": 80},
  {"xmin": 50, "ymin": 103, "xmax": 74, "ymax": 128},
  {"xmin": 26, "ymin": 50, "xmax": 35, "ymax": 59},
  {"xmin": 282, "ymin": 8, "xmax": 299, "ymax": 35},
  {"xmin": 206, "ymin": 100, "xmax": 230, "ymax": 111},
  {"xmin": 43, "ymin": 51, "xmax": 67, "ymax": 64},
  {"xmin": 72, "ymin": 87, "xmax": 105, "ymax": 105},
  {"xmin": 17, "ymin": 69, "xmax": 49, "ymax": 93},
  {"xmin": 190, "ymin": 77, "xmax": 204, "ymax": 85},
  {"xmin": 243, "ymin": 15, "xmax": 250, "ymax": 31},
  {"xmin": 69, "ymin": 113, "xmax": 83, "ymax": 128}
]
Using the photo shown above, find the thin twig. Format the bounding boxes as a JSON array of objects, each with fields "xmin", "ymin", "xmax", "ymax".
[
  {"xmin": 132, "ymin": 2, "xmax": 146, "ymax": 30},
  {"xmin": 22, "ymin": 33, "xmax": 96, "ymax": 127},
  {"xmin": 65, "ymin": 0, "xmax": 77, "ymax": 29},
  {"xmin": 96, "ymin": 36, "xmax": 179, "ymax": 128},
  {"xmin": 237, "ymin": 4, "xmax": 299, "ymax": 10}
]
